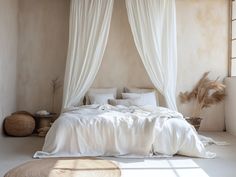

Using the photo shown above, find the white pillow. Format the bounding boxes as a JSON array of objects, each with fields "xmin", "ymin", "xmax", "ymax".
[
  {"xmin": 124, "ymin": 87, "xmax": 159, "ymax": 106},
  {"xmin": 122, "ymin": 92, "xmax": 157, "ymax": 107},
  {"xmin": 89, "ymin": 93, "xmax": 114, "ymax": 105},
  {"xmin": 124, "ymin": 87, "xmax": 155, "ymax": 93},
  {"xmin": 86, "ymin": 88, "xmax": 117, "ymax": 104},
  {"xmin": 108, "ymin": 98, "xmax": 141, "ymax": 107}
]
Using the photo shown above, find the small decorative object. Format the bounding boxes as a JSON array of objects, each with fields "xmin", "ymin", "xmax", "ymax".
[
  {"xmin": 4, "ymin": 111, "xmax": 35, "ymax": 137},
  {"xmin": 50, "ymin": 77, "xmax": 62, "ymax": 113},
  {"xmin": 36, "ymin": 110, "xmax": 50, "ymax": 116},
  {"xmin": 179, "ymin": 72, "xmax": 225, "ymax": 130}
]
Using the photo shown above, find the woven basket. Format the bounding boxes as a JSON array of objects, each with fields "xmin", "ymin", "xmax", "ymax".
[
  {"xmin": 4, "ymin": 112, "xmax": 35, "ymax": 137},
  {"xmin": 185, "ymin": 117, "xmax": 202, "ymax": 131}
]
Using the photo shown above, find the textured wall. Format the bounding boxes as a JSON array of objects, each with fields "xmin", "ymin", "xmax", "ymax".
[
  {"xmin": 17, "ymin": 0, "xmax": 70, "ymax": 114},
  {"xmin": 0, "ymin": 0, "xmax": 18, "ymax": 135},
  {"xmin": 16, "ymin": 0, "xmax": 228, "ymax": 131},
  {"xmin": 176, "ymin": 0, "xmax": 228, "ymax": 131}
]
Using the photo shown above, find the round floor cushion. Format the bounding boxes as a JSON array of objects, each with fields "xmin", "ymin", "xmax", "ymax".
[
  {"xmin": 4, "ymin": 112, "xmax": 35, "ymax": 137},
  {"xmin": 4, "ymin": 158, "xmax": 121, "ymax": 177}
]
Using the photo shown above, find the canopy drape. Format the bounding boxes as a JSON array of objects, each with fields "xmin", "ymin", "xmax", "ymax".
[
  {"xmin": 125, "ymin": 0, "xmax": 178, "ymax": 111},
  {"xmin": 62, "ymin": 0, "xmax": 114, "ymax": 109},
  {"xmin": 63, "ymin": 0, "xmax": 178, "ymax": 111}
]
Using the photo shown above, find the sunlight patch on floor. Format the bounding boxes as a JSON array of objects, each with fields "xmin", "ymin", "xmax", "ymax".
[
  {"xmin": 120, "ymin": 159, "xmax": 210, "ymax": 177},
  {"xmin": 48, "ymin": 158, "xmax": 120, "ymax": 177}
]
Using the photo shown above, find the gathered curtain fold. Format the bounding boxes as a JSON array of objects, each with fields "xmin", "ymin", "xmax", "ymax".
[
  {"xmin": 125, "ymin": 0, "xmax": 178, "ymax": 111},
  {"xmin": 62, "ymin": 0, "xmax": 114, "ymax": 110}
]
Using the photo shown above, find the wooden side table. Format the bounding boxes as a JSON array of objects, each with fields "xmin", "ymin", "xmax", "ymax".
[{"xmin": 34, "ymin": 113, "xmax": 57, "ymax": 136}]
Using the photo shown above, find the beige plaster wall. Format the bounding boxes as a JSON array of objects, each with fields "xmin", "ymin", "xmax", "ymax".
[
  {"xmin": 0, "ymin": 0, "xmax": 18, "ymax": 135},
  {"xmin": 176, "ymin": 0, "xmax": 228, "ymax": 131},
  {"xmin": 16, "ymin": 0, "xmax": 228, "ymax": 131},
  {"xmin": 17, "ymin": 0, "xmax": 70, "ymax": 114}
]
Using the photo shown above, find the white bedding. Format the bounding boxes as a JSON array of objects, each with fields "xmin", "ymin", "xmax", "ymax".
[{"xmin": 34, "ymin": 105, "xmax": 215, "ymax": 158}]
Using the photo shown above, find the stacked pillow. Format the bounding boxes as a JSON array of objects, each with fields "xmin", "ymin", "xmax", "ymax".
[
  {"xmin": 121, "ymin": 92, "xmax": 157, "ymax": 107},
  {"xmin": 85, "ymin": 87, "xmax": 158, "ymax": 107},
  {"xmin": 86, "ymin": 88, "xmax": 117, "ymax": 105},
  {"xmin": 121, "ymin": 87, "xmax": 158, "ymax": 107},
  {"xmin": 124, "ymin": 87, "xmax": 154, "ymax": 93}
]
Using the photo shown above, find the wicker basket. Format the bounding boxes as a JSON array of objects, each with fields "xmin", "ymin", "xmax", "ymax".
[
  {"xmin": 185, "ymin": 117, "xmax": 202, "ymax": 131},
  {"xmin": 4, "ymin": 112, "xmax": 35, "ymax": 137}
]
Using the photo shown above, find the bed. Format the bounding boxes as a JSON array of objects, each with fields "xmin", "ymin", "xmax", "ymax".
[{"xmin": 34, "ymin": 104, "xmax": 215, "ymax": 159}]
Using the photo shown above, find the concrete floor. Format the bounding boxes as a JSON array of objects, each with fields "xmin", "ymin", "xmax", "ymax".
[{"xmin": 0, "ymin": 132, "xmax": 235, "ymax": 177}]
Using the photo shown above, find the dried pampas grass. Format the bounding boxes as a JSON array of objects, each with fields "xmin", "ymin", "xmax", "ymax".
[{"xmin": 179, "ymin": 72, "xmax": 225, "ymax": 117}]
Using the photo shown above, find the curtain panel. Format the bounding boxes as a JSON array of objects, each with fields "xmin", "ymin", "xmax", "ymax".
[
  {"xmin": 126, "ymin": 0, "xmax": 178, "ymax": 111},
  {"xmin": 62, "ymin": 0, "xmax": 114, "ymax": 110}
]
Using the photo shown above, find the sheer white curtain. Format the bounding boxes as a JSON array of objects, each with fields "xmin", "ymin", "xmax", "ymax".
[
  {"xmin": 125, "ymin": 0, "xmax": 178, "ymax": 111},
  {"xmin": 62, "ymin": 0, "xmax": 114, "ymax": 109}
]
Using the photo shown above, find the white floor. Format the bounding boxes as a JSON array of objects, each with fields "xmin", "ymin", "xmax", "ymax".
[{"xmin": 0, "ymin": 132, "xmax": 236, "ymax": 177}]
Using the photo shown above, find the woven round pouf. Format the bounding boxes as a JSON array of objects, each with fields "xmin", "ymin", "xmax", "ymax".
[
  {"xmin": 4, "ymin": 158, "xmax": 121, "ymax": 177},
  {"xmin": 4, "ymin": 112, "xmax": 35, "ymax": 137}
]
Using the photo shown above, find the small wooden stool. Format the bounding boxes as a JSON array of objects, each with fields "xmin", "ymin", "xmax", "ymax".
[{"xmin": 34, "ymin": 113, "xmax": 57, "ymax": 137}]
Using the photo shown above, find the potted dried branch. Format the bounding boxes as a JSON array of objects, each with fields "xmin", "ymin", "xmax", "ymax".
[
  {"xmin": 51, "ymin": 77, "xmax": 62, "ymax": 114},
  {"xmin": 48, "ymin": 77, "xmax": 62, "ymax": 123},
  {"xmin": 179, "ymin": 72, "xmax": 225, "ymax": 131}
]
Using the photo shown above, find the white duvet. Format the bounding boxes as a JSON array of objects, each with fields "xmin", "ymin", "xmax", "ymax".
[{"xmin": 34, "ymin": 105, "xmax": 215, "ymax": 158}]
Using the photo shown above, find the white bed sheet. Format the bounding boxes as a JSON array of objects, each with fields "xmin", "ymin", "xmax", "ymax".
[{"xmin": 34, "ymin": 105, "xmax": 215, "ymax": 159}]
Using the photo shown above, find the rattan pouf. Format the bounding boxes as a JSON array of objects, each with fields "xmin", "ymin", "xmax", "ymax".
[{"xmin": 4, "ymin": 112, "xmax": 35, "ymax": 137}]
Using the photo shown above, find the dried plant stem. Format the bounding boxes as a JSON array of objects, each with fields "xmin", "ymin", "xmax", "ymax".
[
  {"xmin": 50, "ymin": 77, "xmax": 62, "ymax": 113},
  {"xmin": 179, "ymin": 72, "xmax": 225, "ymax": 117},
  {"xmin": 192, "ymin": 101, "xmax": 204, "ymax": 117},
  {"xmin": 51, "ymin": 94, "xmax": 55, "ymax": 113}
]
